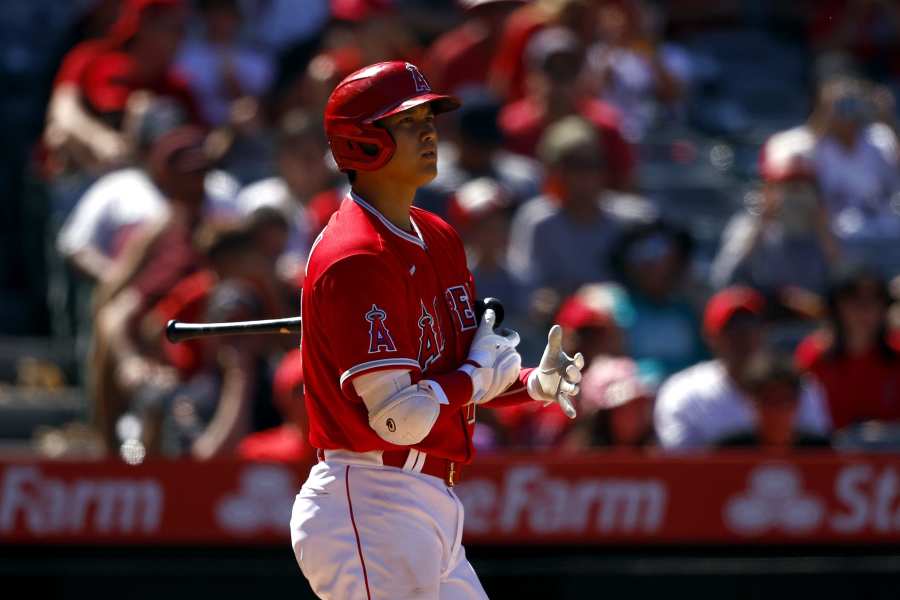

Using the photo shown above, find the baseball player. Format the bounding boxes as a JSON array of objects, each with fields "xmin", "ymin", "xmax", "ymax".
[{"xmin": 290, "ymin": 61, "xmax": 584, "ymax": 600}]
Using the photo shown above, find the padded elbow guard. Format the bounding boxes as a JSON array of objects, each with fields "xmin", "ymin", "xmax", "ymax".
[{"xmin": 367, "ymin": 381, "xmax": 444, "ymax": 446}]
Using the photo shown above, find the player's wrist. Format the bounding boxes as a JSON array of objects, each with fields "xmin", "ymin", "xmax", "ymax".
[{"xmin": 459, "ymin": 362, "xmax": 492, "ymax": 404}]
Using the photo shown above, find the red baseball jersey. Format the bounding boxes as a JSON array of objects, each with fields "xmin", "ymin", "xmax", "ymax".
[{"xmin": 301, "ymin": 192, "xmax": 531, "ymax": 463}]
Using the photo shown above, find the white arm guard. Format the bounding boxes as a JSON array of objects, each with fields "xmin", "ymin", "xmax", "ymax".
[{"xmin": 352, "ymin": 369, "xmax": 447, "ymax": 446}]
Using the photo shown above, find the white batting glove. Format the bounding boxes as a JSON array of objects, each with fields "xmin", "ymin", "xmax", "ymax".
[
  {"xmin": 527, "ymin": 324, "xmax": 584, "ymax": 419},
  {"xmin": 462, "ymin": 309, "xmax": 522, "ymax": 404}
]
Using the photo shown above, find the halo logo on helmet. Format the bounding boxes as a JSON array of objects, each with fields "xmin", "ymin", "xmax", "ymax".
[{"xmin": 324, "ymin": 61, "xmax": 461, "ymax": 172}]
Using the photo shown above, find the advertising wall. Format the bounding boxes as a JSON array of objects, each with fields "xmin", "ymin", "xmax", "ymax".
[{"xmin": 2, "ymin": 453, "xmax": 900, "ymax": 546}]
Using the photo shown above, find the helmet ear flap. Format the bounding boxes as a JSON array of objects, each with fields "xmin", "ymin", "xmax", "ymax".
[{"xmin": 326, "ymin": 119, "xmax": 395, "ymax": 172}]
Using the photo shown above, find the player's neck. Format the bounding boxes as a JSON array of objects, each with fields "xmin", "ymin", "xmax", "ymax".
[{"xmin": 351, "ymin": 178, "xmax": 416, "ymax": 232}]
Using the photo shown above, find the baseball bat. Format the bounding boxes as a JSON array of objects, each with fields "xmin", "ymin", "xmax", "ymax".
[{"xmin": 165, "ymin": 297, "xmax": 504, "ymax": 344}]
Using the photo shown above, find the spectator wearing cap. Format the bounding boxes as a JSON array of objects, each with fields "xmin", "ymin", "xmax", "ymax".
[
  {"xmin": 489, "ymin": 0, "xmax": 596, "ymax": 102},
  {"xmin": 796, "ymin": 262, "xmax": 900, "ymax": 432},
  {"xmin": 555, "ymin": 284, "xmax": 627, "ymax": 364},
  {"xmin": 561, "ymin": 356, "xmax": 656, "ymax": 449},
  {"xmin": 717, "ymin": 352, "xmax": 831, "ymax": 450},
  {"xmin": 176, "ymin": 0, "xmax": 274, "ymax": 127},
  {"xmin": 654, "ymin": 286, "xmax": 830, "ymax": 450},
  {"xmin": 415, "ymin": 92, "xmax": 541, "ymax": 217},
  {"xmin": 236, "ymin": 109, "xmax": 343, "ymax": 285},
  {"xmin": 497, "ymin": 25, "xmax": 635, "ymax": 190},
  {"xmin": 507, "ymin": 116, "xmax": 651, "ymax": 320},
  {"xmin": 810, "ymin": 77, "xmax": 900, "ymax": 239},
  {"xmin": 424, "ymin": 1, "xmax": 525, "ymax": 97},
  {"xmin": 491, "ymin": 283, "xmax": 626, "ymax": 448},
  {"xmin": 610, "ymin": 220, "xmax": 705, "ymax": 380},
  {"xmin": 711, "ymin": 126, "xmax": 838, "ymax": 314},
  {"xmin": 57, "ymin": 98, "xmax": 239, "ymax": 288},
  {"xmin": 91, "ymin": 126, "xmax": 222, "ymax": 451}
]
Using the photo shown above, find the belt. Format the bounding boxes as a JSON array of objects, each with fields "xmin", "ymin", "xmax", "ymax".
[{"xmin": 316, "ymin": 448, "xmax": 460, "ymax": 487}]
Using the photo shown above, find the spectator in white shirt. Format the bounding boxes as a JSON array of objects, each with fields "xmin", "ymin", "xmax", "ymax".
[
  {"xmin": 711, "ymin": 126, "xmax": 838, "ymax": 315},
  {"xmin": 654, "ymin": 286, "xmax": 831, "ymax": 450},
  {"xmin": 810, "ymin": 77, "xmax": 900, "ymax": 239},
  {"xmin": 176, "ymin": 0, "xmax": 274, "ymax": 127},
  {"xmin": 56, "ymin": 100, "xmax": 239, "ymax": 285}
]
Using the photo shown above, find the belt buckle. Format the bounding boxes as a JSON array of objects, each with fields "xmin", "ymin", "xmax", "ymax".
[{"xmin": 446, "ymin": 461, "xmax": 456, "ymax": 488}]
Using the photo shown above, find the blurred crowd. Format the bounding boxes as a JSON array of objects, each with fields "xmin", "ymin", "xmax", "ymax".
[{"xmin": 2, "ymin": 0, "xmax": 900, "ymax": 462}]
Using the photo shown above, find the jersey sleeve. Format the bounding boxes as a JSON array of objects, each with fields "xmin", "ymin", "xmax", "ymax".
[{"xmin": 314, "ymin": 253, "xmax": 423, "ymax": 392}]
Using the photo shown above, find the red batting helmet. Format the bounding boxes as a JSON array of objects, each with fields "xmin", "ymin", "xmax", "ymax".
[{"xmin": 324, "ymin": 61, "xmax": 461, "ymax": 172}]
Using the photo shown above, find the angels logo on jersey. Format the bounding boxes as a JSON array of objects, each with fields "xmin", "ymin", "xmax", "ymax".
[
  {"xmin": 417, "ymin": 299, "xmax": 443, "ymax": 370},
  {"xmin": 365, "ymin": 304, "xmax": 396, "ymax": 354}
]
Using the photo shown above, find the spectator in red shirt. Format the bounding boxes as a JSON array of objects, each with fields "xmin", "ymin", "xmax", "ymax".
[
  {"xmin": 45, "ymin": 0, "xmax": 197, "ymax": 176},
  {"xmin": 796, "ymin": 262, "xmax": 900, "ymax": 431},
  {"xmin": 498, "ymin": 26, "xmax": 635, "ymax": 189},
  {"xmin": 424, "ymin": 0, "xmax": 525, "ymax": 96}
]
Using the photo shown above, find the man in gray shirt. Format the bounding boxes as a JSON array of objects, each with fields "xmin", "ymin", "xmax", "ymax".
[{"xmin": 508, "ymin": 116, "xmax": 654, "ymax": 302}]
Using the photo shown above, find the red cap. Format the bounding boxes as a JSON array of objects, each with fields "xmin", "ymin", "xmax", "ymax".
[
  {"xmin": 555, "ymin": 295, "xmax": 613, "ymax": 330},
  {"xmin": 703, "ymin": 286, "xmax": 765, "ymax": 337},
  {"xmin": 759, "ymin": 127, "xmax": 816, "ymax": 183}
]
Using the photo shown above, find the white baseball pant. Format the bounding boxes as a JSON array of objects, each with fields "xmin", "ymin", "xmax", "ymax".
[{"xmin": 290, "ymin": 451, "xmax": 489, "ymax": 600}]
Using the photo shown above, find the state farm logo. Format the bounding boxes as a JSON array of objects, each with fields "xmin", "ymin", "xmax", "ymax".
[
  {"xmin": 216, "ymin": 465, "xmax": 295, "ymax": 534},
  {"xmin": 0, "ymin": 465, "xmax": 162, "ymax": 535},
  {"xmin": 456, "ymin": 465, "xmax": 667, "ymax": 536},
  {"xmin": 725, "ymin": 465, "xmax": 824, "ymax": 535}
]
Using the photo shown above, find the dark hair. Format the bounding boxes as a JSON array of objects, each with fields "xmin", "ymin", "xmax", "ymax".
[
  {"xmin": 246, "ymin": 206, "xmax": 289, "ymax": 235},
  {"xmin": 824, "ymin": 261, "xmax": 895, "ymax": 361},
  {"xmin": 609, "ymin": 219, "xmax": 694, "ymax": 285},
  {"xmin": 194, "ymin": 222, "xmax": 255, "ymax": 262},
  {"xmin": 740, "ymin": 352, "xmax": 802, "ymax": 397},
  {"xmin": 585, "ymin": 409, "xmax": 654, "ymax": 448},
  {"xmin": 197, "ymin": 0, "xmax": 240, "ymax": 15}
]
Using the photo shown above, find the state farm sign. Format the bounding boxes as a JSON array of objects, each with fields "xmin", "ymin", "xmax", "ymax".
[
  {"xmin": 2, "ymin": 455, "xmax": 900, "ymax": 545},
  {"xmin": 456, "ymin": 464, "xmax": 667, "ymax": 541},
  {"xmin": 0, "ymin": 465, "xmax": 162, "ymax": 536}
]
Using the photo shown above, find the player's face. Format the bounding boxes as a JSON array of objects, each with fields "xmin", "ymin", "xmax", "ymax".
[{"xmin": 377, "ymin": 104, "xmax": 438, "ymax": 187}]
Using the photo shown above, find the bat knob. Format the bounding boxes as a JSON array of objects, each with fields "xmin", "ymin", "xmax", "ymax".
[
  {"xmin": 165, "ymin": 320, "xmax": 180, "ymax": 343},
  {"xmin": 475, "ymin": 297, "xmax": 504, "ymax": 328}
]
